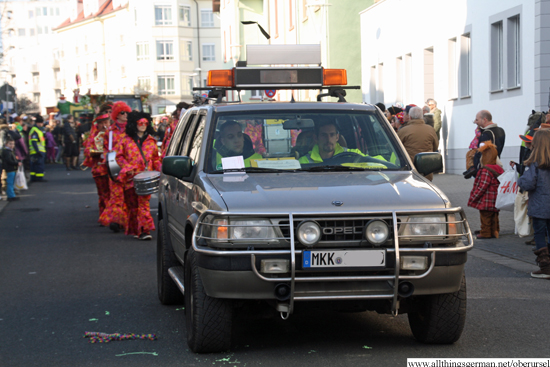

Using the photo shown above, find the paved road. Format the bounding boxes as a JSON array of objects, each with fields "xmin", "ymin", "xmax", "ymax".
[{"xmin": 1, "ymin": 166, "xmax": 548, "ymax": 366}]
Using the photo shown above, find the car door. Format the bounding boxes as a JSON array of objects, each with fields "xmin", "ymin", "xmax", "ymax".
[
  {"xmin": 164, "ymin": 111, "xmax": 197, "ymax": 255},
  {"xmin": 172, "ymin": 113, "xmax": 206, "ymax": 260}
]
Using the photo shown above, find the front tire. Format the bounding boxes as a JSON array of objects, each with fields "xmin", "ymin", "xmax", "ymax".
[
  {"xmin": 185, "ymin": 247, "xmax": 233, "ymax": 353},
  {"xmin": 157, "ymin": 219, "xmax": 184, "ymax": 305},
  {"xmin": 407, "ymin": 274, "xmax": 467, "ymax": 344}
]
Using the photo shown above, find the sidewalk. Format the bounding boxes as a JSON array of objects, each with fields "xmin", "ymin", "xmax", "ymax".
[
  {"xmin": 1, "ymin": 171, "xmax": 536, "ymax": 267},
  {"xmin": 432, "ymin": 173, "xmax": 535, "ymax": 265}
]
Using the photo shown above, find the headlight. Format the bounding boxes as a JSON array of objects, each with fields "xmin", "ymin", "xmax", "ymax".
[
  {"xmin": 364, "ymin": 220, "xmax": 389, "ymax": 245},
  {"xmin": 231, "ymin": 219, "xmax": 276, "ymax": 239},
  {"xmin": 211, "ymin": 218, "xmax": 276, "ymax": 240},
  {"xmin": 402, "ymin": 215, "xmax": 446, "ymax": 238},
  {"xmin": 297, "ymin": 221, "xmax": 321, "ymax": 247}
]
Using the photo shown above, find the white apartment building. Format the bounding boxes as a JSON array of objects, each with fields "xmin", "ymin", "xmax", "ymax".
[
  {"xmin": 54, "ymin": 0, "xmax": 223, "ymax": 114},
  {"xmin": 360, "ymin": 0, "xmax": 550, "ymax": 174},
  {"xmin": 361, "ymin": 0, "xmax": 550, "ymax": 173},
  {"xmin": 0, "ymin": 0, "xmax": 68, "ymax": 114}
]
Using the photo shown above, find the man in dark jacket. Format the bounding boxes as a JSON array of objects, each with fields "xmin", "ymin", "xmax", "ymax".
[
  {"xmin": 63, "ymin": 115, "xmax": 79, "ymax": 170},
  {"xmin": 464, "ymin": 110, "xmax": 506, "ymax": 179}
]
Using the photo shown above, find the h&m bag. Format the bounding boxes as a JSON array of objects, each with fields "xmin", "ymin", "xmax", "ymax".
[{"xmin": 495, "ymin": 168, "xmax": 518, "ymax": 211}]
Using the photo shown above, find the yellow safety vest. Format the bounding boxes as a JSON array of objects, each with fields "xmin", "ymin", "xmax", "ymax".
[{"xmin": 29, "ymin": 126, "xmax": 46, "ymax": 155}]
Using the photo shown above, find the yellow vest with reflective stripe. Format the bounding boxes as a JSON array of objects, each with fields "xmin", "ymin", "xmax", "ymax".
[{"xmin": 29, "ymin": 126, "xmax": 46, "ymax": 155}]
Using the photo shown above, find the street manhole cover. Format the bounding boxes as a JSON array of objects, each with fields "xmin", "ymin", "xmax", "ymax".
[{"xmin": 18, "ymin": 208, "xmax": 41, "ymax": 212}]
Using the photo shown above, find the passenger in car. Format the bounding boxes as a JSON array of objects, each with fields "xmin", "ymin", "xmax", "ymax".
[
  {"xmin": 298, "ymin": 121, "xmax": 363, "ymax": 163},
  {"xmin": 214, "ymin": 120, "xmax": 263, "ymax": 170}
]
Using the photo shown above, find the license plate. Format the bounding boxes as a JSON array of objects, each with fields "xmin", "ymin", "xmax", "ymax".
[{"xmin": 302, "ymin": 249, "xmax": 386, "ymax": 268}]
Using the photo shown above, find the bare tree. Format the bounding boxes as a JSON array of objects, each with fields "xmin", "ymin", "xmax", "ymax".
[{"xmin": 16, "ymin": 96, "xmax": 38, "ymax": 115}]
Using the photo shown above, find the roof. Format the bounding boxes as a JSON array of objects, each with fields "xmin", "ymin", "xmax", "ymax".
[{"xmin": 54, "ymin": 0, "xmax": 126, "ymax": 31}]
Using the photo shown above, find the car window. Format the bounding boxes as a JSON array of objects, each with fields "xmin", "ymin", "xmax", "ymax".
[
  {"xmin": 167, "ymin": 111, "xmax": 196, "ymax": 157},
  {"xmin": 207, "ymin": 110, "xmax": 408, "ymax": 173},
  {"xmin": 187, "ymin": 115, "xmax": 206, "ymax": 166}
]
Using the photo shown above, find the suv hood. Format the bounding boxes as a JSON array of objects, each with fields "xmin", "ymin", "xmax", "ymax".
[{"xmin": 207, "ymin": 171, "xmax": 448, "ymax": 214}]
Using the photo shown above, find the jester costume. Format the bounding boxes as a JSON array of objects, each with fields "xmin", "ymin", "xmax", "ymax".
[
  {"xmin": 116, "ymin": 132, "xmax": 161, "ymax": 237},
  {"xmin": 98, "ymin": 102, "xmax": 132, "ymax": 231},
  {"xmin": 83, "ymin": 115, "xmax": 110, "ymax": 223}
]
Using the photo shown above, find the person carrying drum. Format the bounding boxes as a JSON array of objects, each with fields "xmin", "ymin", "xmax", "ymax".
[
  {"xmin": 115, "ymin": 111, "xmax": 161, "ymax": 240},
  {"xmin": 83, "ymin": 113, "xmax": 111, "ymax": 224},
  {"xmin": 99, "ymin": 101, "xmax": 132, "ymax": 233}
]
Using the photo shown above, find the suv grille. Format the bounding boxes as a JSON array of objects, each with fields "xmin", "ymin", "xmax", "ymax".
[{"xmin": 278, "ymin": 217, "xmax": 396, "ymax": 244}]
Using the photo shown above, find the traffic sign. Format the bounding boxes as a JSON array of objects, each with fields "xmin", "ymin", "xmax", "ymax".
[{"xmin": 265, "ymin": 90, "xmax": 276, "ymax": 98}]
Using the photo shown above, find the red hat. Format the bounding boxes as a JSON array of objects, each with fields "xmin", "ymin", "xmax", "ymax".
[
  {"xmin": 111, "ymin": 101, "xmax": 131, "ymax": 121},
  {"xmin": 404, "ymin": 104, "xmax": 417, "ymax": 114},
  {"xmin": 519, "ymin": 134, "xmax": 533, "ymax": 143}
]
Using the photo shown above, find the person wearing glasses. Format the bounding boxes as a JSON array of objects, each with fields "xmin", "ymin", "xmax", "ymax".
[
  {"xmin": 115, "ymin": 111, "xmax": 161, "ymax": 240},
  {"xmin": 99, "ymin": 101, "xmax": 132, "ymax": 233}
]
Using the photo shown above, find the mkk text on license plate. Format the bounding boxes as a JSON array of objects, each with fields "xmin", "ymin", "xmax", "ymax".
[{"xmin": 302, "ymin": 249, "xmax": 386, "ymax": 268}]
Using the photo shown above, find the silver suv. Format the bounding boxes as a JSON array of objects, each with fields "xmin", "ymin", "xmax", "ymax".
[{"xmin": 157, "ymin": 60, "xmax": 472, "ymax": 354}]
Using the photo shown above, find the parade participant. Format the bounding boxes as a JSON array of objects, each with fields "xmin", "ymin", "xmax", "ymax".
[
  {"xmin": 56, "ymin": 94, "xmax": 80, "ymax": 118},
  {"xmin": 62, "ymin": 115, "xmax": 79, "ymax": 170},
  {"xmin": 29, "ymin": 115, "xmax": 47, "ymax": 182},
  {"xmin": 518, "ymin": 129, "xmax": 550, "ymax": 279},
  {"xmin": 116, "ymin": 111, "xmax": 160, "ymax": 240},
  {"xmin": 99, "ymin": 101, "xmax": 132, "ymax": 233},
  {"xmin": 83, "ymin": 114, "xmax": 110, "ymax": 224},
  {"xmin": 160, "ymin": 115, "xmax": 175, "ymax": 159}
]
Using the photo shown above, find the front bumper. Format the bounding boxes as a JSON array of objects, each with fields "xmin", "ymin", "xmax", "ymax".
[{"xmin": 192, "ymin": 208, "xmax": 473, "ymax": 315}]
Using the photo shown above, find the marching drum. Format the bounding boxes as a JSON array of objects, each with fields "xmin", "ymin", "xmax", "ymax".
[
  {"xmin": 107, "ymin": 151, "xmax": 121, "ymax": 180},
  {"xmin": 133, "ymin": 171, "xmax": 161, "ymax": 196}
]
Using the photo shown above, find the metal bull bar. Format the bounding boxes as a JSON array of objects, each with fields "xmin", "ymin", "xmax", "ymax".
[{"xmin": 192, "ymin": 208, "xmax": 474, "ymax": 316}]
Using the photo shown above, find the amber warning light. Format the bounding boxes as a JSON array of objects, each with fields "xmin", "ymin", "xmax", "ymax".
[
  {"xmin": 323, "ymin": 69, "xmax": 347, "ymax": 86},
  {"xmin": 207, "ymin": 70, "xmax": 234, "ymax": 87}
]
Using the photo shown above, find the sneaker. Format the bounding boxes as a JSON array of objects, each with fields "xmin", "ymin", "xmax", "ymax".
[
  {"xmin": 66, "ymin": 167, "xmax": 72, "ymax": 171},
  {"xmin": 7, "ymin": 197, "xmax": 20, "ymax": 201},
  {"xmin": 138, "ymin": 233, "xmax": 153, "ymax": 240},
  {"xmin": 109, "ymin": 223, "xmax": 121, "ymax": 233},
  {"xmin": 531, "ymin": 268, "xmax": 550, "ymax": 279},
  {"xmin": 525, "ymin": 238, "xmax": 536, "ymax": 246}
]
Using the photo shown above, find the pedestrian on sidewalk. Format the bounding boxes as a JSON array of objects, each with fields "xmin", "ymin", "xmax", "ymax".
[
  {"xmin": 63, "ymin": 115, "xmax": 79, "ymax": 170},
  {"xmin": 467, "ymin": 142, "xmax": 504, "ymax": 239},
  {"xmin": 45, "ymin": 126, "xmax": 57, "ymax": 163},
  {"xmin": 518, "ymin": 129, "xmax": 550, "ymax": 279},
  {"xmin": 1, "ymin": 137, "xmax": 21, "ymax": 201}
]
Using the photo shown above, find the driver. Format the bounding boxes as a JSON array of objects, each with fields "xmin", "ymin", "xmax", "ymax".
[
  {"xmin": 299, "ymin": 121, "xmax": 364, "ymax": 163},
  {"xmin": 215, "ymin": 120, "xmax": 263, "ymax": 169}
]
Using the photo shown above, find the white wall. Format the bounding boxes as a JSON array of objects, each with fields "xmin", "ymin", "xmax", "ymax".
[{"xmin": 360, "ymin": 0, "xmax": 536, "ymax": 174}]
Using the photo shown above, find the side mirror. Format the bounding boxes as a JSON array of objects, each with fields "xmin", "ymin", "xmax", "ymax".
[
  {"xmin": 414, "ymin": 152, "xmax": 443, "ymax": 176},
  {"xmin": 162, "ymin": 156, "xmax": 192, "ymax": 179}
]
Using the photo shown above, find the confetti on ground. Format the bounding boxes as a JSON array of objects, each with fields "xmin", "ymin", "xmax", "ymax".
[
  {"xmin": 362, "ymin": 346, "xmax": 373, "ymax": 349},
  {"xmin": 84, "ymin": 331, "xmax": 157, "ymax": 343},
  {"xmin": 175, "ymin": 307, "xmax": 185, "ymax": 311},
  {"xmin": 105, "ymin": 311, "xmax": 110, "ymax": 316},
  {"xmin": 308, "ymin": 350, "xmax": 317, "ymax": 354},
  {"xmin": 115, "ymin": 352, "xmax": 158, "ymax": 357},
  {"xmin": 89, "ymin": 319, "xmax": 98, "ymax": 322},
  {"xmin": 215, "ymin": 354, "xmax": 241, "ymax": 364}
]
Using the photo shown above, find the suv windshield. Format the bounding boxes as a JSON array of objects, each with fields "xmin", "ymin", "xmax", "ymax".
[{"xmin": 207, "ymin": 110, "xmax": 408, "ymax": 173}]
